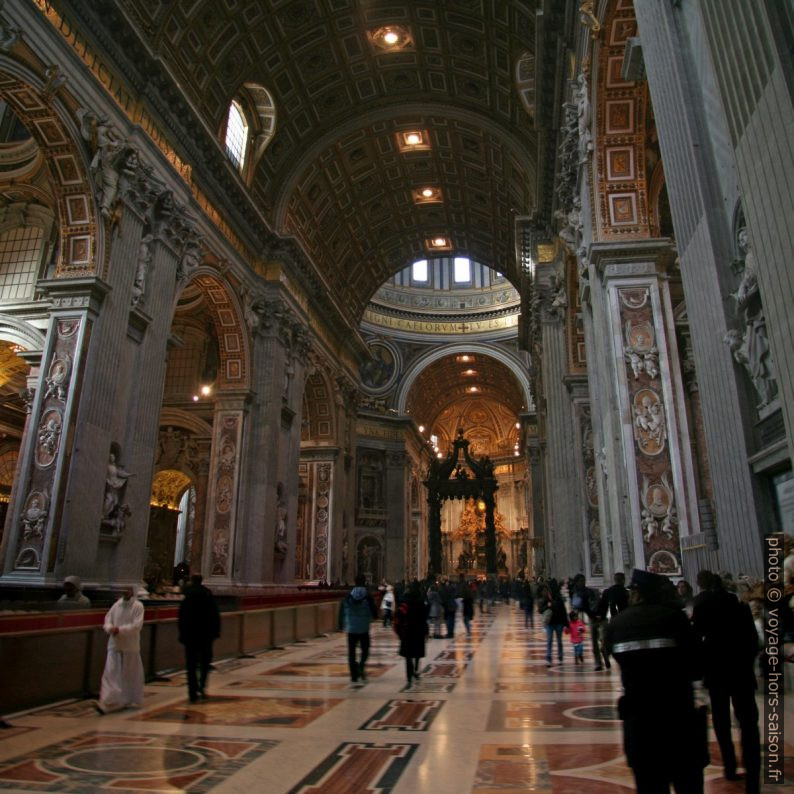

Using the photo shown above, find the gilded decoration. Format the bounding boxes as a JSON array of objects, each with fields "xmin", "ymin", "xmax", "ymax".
[
  {"xmin": 449, "ymin": 498, "xmax": 509, "ymax": 573},
  {"xmin": 594, "ymin": 1, "xmax": 650, "ymax": 240},
  {"xmin": 150, "ymin": 469, "xmax": 191, "ymax": 510},
  {"xmin": 0, "ymin": 74, "xmax": 98, "ymax": 277}
]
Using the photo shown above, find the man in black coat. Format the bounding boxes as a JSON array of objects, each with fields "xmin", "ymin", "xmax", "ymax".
[
  {"xmin": 692, "ymin": 569, "xmax": 760, "ymax": 793},
  {"xmin": 598, "ymin": 570, "xmax": 629, "ymax": 618},
  {"xmin": 178, "ymin": 574, "xmax": 221, "ymax": 703},
  {"xmin": 606, "ymin": 569, "xmax": 707, "ymax": 793}
]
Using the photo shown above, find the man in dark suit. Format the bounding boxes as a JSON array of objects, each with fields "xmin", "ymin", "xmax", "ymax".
[
  {"xmin": 692, "ymin": 570, "xmax": 760, "ymax": 793},
  {"xmin": 178, "ymin": 574, "xmax": 221, "ymax": 703}
]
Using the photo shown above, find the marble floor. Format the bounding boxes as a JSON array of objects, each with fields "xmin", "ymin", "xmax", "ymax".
[{"xmin": 0, "ymin": 603, "xmax": 790, "ymax": 793}]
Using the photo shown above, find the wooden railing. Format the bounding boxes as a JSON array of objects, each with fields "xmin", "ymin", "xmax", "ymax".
[{"xmin": 0, "ymin": 591, "xmax": 345, "ymax": 715}]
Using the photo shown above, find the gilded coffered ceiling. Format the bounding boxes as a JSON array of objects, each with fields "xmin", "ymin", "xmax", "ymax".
[
  {"xmin": 405, "ymin": 352, "xmax": 526, "ymax": 454},
  {"xmin": 99, "ymin": 0, "xmax": 548, "ymax": 322}
]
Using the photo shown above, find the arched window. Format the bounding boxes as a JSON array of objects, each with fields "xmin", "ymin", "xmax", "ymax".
[
  {"xmin": 222, "ymin": 84, "xmax": 276, "ymax": 183},
  {"xmin": 0, "ymin": 202, "xmax": 55, "ymax": 302},
  {"xmin": 225, "ymin": 100, "xmax": 248, "ymax": 172}
]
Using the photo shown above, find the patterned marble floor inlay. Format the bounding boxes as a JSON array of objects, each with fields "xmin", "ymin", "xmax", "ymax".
[
  {"xmin": 419, "ymin": 662, "xmax": 467, "ymax": 678},
  {"xmin": 265, "ymin": 662, "xmax": 393, "ymax": 678},
  {"xmin": 223, "ymin": 677, "xmax": 350, "ymax": 691},
  {"xmin": 360, "ymin": 699, "xmax": 444, "ymax": 731},
  {"xmin": 0, "ymin": 731, "xmax": 277, "ymax": 792},
  {"xmin": 137, "ymin": 695, "xmax": 342, "ymax": 728},
  {"xmin": 3, "ymin": 603, "xmax": 790, "ymax": 794},
  {"xmin": 486, "ymin": 700, "xmax": 620, "ymax": 731},
  {"xmin": 495, "ymin": 680, "xmax": 621, "ymax": 693},
  {"xmin": 286, "ymin": 742, "xmax": 418, "ymax": 794},
  {"xmin": 473, "ymin": 743, "xmax": 551, "ymax": 793}
]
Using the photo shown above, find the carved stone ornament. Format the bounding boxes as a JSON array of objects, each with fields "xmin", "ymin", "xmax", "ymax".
[
  {"xmin": 77, "ymin": 108, "xmax": 139, "ymax": 221},
  {"xmin": 575, "ymin": 72, "xmax": 593, "ymax": 164},
  {"xmin": 640, "ymin": 472, "xmax": 677, "ymax": 542},
  {"xmin": 157, "ymin": 426, "xmax": 199, "ymax": 470},
  {"xmin": 35, "ymin": 409, "xmax": 62, "ymax": 467},
  {"xmin": 20, "ymin": 387, "xmax": 35, "ymax": 414},
  {"xmin": 42, "ymin": 64, "xmax": 68, "ymax": 100},
  {"xmin": 619, "ymin": 287, "xmax": 649, "ymax": 310},
  {"xmin": 274, "ymin": 483, "xmax": 288, "ymax": 561},
  {"xmin": 43, "ymin": 354, "xmax": 72, "ymax": 403},
  {"xmin": 632, "ymin": 388, "xmax": 666, "ymax": 455},
  {"xmin": 131, "ymin": 233, "xmax": 154, "ymax": 307},
  {"xmin": 723, "ymin": 228, "xmax": 778, "ymax": 409},
  {"xmin": 555, "ymin": 103, "xmax": 578, "ymax": 218},
  {"xmin": 623, "ymin": 320, "xmax": 659, "ymax": 380},
  {"xmin": 21, "ymin": 489, "xmax": 48, "ymax": 541},
  {"xmin": 211, "ymin": 527, "xmax": 229, "ymax": 576},
  {"xmin": 589, "ymin": 518, "xmax": 603, "ymax": 571},
  {"xmin": 648, "ymin": 549, "xmax": 680, "ymax": 575},
  {"xmin": 0, "ymin": 3, "xmax": 21, "ymax": 54}
]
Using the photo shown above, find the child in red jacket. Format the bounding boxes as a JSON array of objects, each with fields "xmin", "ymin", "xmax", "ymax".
[{"xmin": 565, "ymin": 609, "xmax": 586, "ymax": 665}]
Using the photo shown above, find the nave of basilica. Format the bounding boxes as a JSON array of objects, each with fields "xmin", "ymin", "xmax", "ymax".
[{"xmin": 0, "ymin": 0, "xmax": 792, "ymax": 787}]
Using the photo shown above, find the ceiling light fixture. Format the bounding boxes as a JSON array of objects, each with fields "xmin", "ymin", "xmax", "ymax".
[
  {"xmin": 396, "ymin": 129, "xmax": 430, "ymax": 152},
  {"xmin": 370, "ymin": 25, "xmax": 413, "ymax": 51},
  {"xmin": 413, "ymin": 186, "xmax": 443, "ymax": 205},
  {"xmin": 426, "ymin": 236, "xmax": 451, "ymax": 251}
]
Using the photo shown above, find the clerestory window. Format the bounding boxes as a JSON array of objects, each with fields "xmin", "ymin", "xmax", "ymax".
[{"xmin": 225, "ymin": 100, "xmax": 248, "ymax": 172}]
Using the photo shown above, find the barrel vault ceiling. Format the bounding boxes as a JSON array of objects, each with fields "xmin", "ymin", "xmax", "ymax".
[{"xmin": 96, "ymin": 0, "xmax": 552, "ymax": 322}]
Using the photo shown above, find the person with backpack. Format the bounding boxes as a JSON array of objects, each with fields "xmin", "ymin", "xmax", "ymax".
[
  {"xmin": 338, "ymin": 574, "xmax": 378, "ymax": 684},
  {"xmin": 539, "ymin": 579, "xmax": 569, "ymax": 666},
  {"xmin": 394, "ymin": 583, "xmax": 429, "ymax": 688}
]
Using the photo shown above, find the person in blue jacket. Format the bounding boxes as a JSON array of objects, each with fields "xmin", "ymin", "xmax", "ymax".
[{"xmin": 338, "ymin": 574, "xmax": 378, "ymax": 684}]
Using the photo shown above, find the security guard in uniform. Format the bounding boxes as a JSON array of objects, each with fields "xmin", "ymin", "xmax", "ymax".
[{"xmin": 605, "ymin": 569, "xmax": 708, "ymax": 793}]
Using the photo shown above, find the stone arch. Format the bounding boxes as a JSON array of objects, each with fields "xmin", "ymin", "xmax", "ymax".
[
  {"xmin": 395, "ymin": 342, "xmax": 534, "ymax": 415},
  {"xmin": 0, "ymin": 61, "xmax": 101, "ymax": 277},
  {"xmin": 0, "ymin": 313, "xmax": 46, "ymax": 357},
  {"xmin": 302, "ymin": 364, "xmax": 337, "ymax": 443},
  {"xmin": 178, "ymin": 269, "xmax": 251, "ymax": 392}
]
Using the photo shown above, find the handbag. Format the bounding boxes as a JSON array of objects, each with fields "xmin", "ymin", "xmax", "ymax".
[{"xmin": 541, "ymin": 607, "xmax": 552, "ymax": 626}]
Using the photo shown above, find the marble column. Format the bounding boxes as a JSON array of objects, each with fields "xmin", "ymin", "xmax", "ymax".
[
  {"xmin": 632, "ymin": 1, "xmax": 772, "ymax": 577},
  {"xmin": 384, "ymin": 449, "xmax": 407, "ymax": 583},
  {"xmin": 232, "ymin": 291, "xmax": 309, "ymax": 586},
  {"xmin": 526, "ymin": 433, "xmax": 545, "ymax": 577},
  {"xmin": 587, "ymin": 240, "xmax": 699, "ymax": 576},
  {"xmin": 202, "ymin": 392, "xmax": 248, "ymax": 586},
  {"xmin": 537, "ymin": 265, "xmax": 585, "ymax": 578}
]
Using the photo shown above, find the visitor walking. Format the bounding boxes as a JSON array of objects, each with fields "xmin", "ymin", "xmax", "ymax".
[
  {"xmin": 178, "ymin": 574, "xmax": 221, "ymax": 703},
  {"xmin": 394, "ymin": 583, "xmax": 429, "ymax": 688},
  {"xmin": 338, "ymin": 574, "xmax": 378, "ymax": 684},
  {"xmin": 95, "ymin": 586, "xmax": 144, "ymax": 714}
]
